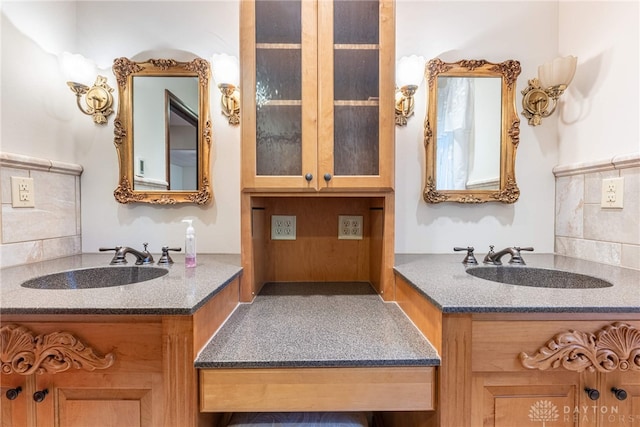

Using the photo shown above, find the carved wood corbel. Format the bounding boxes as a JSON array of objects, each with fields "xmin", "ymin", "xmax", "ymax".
[
  {"xmin": 520, "ymin": 322, "xmax": 640, "ymax": 373},
  {"xmin": 1, "ymin": 324, "xmax": 115, "ymax": 376}
]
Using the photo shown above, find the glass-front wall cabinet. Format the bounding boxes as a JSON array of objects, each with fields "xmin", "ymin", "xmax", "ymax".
[{"xmin": 241, "ymin": 0, "xmax": 394, "ymax": 191}]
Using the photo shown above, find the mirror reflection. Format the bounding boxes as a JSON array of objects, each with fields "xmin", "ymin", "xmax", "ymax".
[
  {"xmin": 424, "ymin": 59, "xmax": 521, "ymax": 204},
  {"xmin": 436, "ymin": 76, "xmax": 501, "ymax": 191},
  {"xmin": 112, "ymin": 57, "xmax": 212, "ymax": 205}
]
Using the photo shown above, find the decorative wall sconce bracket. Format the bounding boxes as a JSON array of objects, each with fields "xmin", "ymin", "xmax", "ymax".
[
  {"xmin": 395, "ymin": 84, "xmax": 418, "ymax": 126},
  {"xmin": 218, "ymin": 83, "xmax": 240, "ymax": 125},
  {"xmin": 67, "ymin": 75, "xmax": 114, "ymax": 125}
]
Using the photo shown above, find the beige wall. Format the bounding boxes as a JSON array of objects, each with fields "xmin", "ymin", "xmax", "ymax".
[{"xmin": 1, "ymin": 1, "xmax": 638, "ymax": 268}]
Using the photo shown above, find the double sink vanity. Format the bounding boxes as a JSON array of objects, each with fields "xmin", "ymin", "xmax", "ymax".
[{"xmin": 1, "ymin": 251, "xmax": 638, "ymax": 427}]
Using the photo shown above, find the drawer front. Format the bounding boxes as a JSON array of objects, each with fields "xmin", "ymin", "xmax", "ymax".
[
  {"xmin": 472, "ymin": 318, "xmax": 640, "ymax": 373},
  {"xmin": 200, "ymin": 367, "xmax": 435, "ymax": 412}
]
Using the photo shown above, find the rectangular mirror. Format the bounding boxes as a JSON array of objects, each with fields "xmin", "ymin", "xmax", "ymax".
[
  {"xmin": 112, "ymin": 57, "xmax": 212, "ymax": 205},
  {"xmin": 424, "ymin": 59, "xmax": 521, "ymax": 204}
]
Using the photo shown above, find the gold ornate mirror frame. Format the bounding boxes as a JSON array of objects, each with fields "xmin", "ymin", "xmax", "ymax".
[
  {"xmin": 423, "ymin": 59, "xmax": 521, "ymax": 204},
  {"xmin": 112, "ymin": 57, "xmax": 212, "ymax": 205}
]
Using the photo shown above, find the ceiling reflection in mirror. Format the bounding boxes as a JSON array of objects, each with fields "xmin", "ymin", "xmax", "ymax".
[
  {"xmin": 424, "ymin": 59, "xmax": 521, "ymax": 204},
  {"xmin": 112, "ymin": 57, "xmax": 212, "ymax": 205}
]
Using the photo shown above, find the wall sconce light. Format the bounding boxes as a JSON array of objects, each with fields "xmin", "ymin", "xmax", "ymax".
[
  {"xmin": 521, "ymin": 55, "xmax": 577, "ymax": 126},
  {"xmin": 395, "ymin": 55, "xmax": 425, "ymax": 126},
  {"xmin": 212, "ymin": 53, "xmax": 240, "ymax": 126},
  {"xmin": 60, "ymin": 52, "xmax": 114, "ymax": 125}
]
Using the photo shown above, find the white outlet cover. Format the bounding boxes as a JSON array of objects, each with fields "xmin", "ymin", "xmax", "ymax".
[
  {"xmin": 11, "ymin": 176, "xmax": 35, "ymax": 208},
  {"xmin": 338, "ymin": 215, "xmax": 363, "ymax": 240},
  {"xmin": 271, "ymin": 215, "xmax": 296, "ymax": 240},
  {"xmin": 601, "ymin": 177, "xmax": 624, "ymax": 209}
]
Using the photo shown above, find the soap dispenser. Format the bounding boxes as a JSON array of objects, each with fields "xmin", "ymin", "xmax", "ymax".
[{"xmin": 182, "ymin": 219, "xmax": 196, "ymax": 268}]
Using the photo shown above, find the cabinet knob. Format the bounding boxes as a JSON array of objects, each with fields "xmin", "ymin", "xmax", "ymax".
[
  {"xmin": 5, "ymin": 386, "xmax": 22, "ymax": 400},
  {"xmin": 305, "ymin": 173, "xmax": 313, "ymax": 182},
  {"xmin": 612, "ymin": 387, "xmax": 628, "ymax": 401},
  {"xmin": 33, "ymin": 389, "xmax": 49, "ymax": 403},
  {"xmin": 323, "ymin": 173, "xmax": 332, "ymax": 182},
  {"xmin": 585, "ymin": 387, "xmax": 600, "ymax": 400}
]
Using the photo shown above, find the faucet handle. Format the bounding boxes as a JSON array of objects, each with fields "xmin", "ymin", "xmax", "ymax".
[
  {"xmin": 99, "ymin": 246, "xmax": 127, "ymax": 264},
  {"xmin": 509, "ymin": 246, "xmax": 534, "ymax": 265},
  {"xmin": 453, "ymin": 246, "xmax": 478, "ymax": 265},
  {"xmin": 158, "ymin": 246, "xmax": 181, "ymax": 265}
]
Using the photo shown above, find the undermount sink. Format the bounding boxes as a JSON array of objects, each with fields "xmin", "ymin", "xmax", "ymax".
[
  {"xmin": 465, "ymin": 266, "xmax": 613, "ymax": 289},
  {"xmin": 20, "ymin": 266, "xmax": 169, "ymax": 290}
]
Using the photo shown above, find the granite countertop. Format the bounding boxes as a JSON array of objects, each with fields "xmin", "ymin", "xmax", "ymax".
[
  {"xmin": 394, "ymin": 253, "xmax": 640, "ymax": 313},
  {"xmin": 195, "ymin": 282, "xmax": 440, "ymax": 369},
  {"xmin": 0, "ymin": 253, "xmax": 242, "ymax": 315}
]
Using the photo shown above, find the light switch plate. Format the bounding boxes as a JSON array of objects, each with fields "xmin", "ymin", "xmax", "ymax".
[
  {"xmin": 11, "ymin": 176, "xmax": 35, "ymax": 208},
  {"xmin": 271, "ymin": 215, "xmax": 296, "ymax": 240}
]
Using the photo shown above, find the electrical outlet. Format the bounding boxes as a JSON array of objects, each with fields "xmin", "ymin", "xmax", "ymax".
[
  {"xmin": 271, "ymin": 215, "xmax": 296, "ymax": 240},
  {"xmin": 338, "ymin": 215, "xmax": 363, "ymax": 240},
  {"xmin": 601, "ymin": 177, "xmax": 624, "ymax": 209},
  {"xmin": 11, "ymin": 176, "xmax": 35, "ymax": 208}
]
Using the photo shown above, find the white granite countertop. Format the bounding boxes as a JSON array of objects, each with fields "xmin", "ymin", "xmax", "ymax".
[
  {"xmin": 394, "ymin": 253, "xmax": 640, "ymax": 313},
  {"xmin": 0, "ymin": 253, "xmax": 241, "ymax": 315},
  {"xmin": 195, "ymin": 282, "xmax": 440, "ymax": 368}
]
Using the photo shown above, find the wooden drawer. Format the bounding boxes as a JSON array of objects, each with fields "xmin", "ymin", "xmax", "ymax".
[{"xmin": 199, "ymin": 366, "xmax": 436, "ymax": 412}]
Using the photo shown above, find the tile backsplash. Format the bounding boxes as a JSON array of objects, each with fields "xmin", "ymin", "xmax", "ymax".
[
  {"xmin": 2, "ymin": 150, "xmax": 638, "ymax": 270},
  {"xmin": 0, "ymin": 152, "xmax": 83, "ymax": 268},
  {"xmin": 555, "ymin": 153, "xmax": 640, "ymax": 270}
]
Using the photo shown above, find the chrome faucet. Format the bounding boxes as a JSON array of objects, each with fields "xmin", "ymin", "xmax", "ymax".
[
  {"xmin": 100, "ymin": 243, "xmax": 154, "ymax": 265},
  {"xmin": 483, "ymin": 246, "xmax": 534, "ymax": 265}
]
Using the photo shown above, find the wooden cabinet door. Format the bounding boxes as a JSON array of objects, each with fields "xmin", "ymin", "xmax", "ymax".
[
  {"xmin": 241, "ymin": 0, "xmax": 394, "ymax": 192},
  {"xmin": 1, "ymin": 374, "xmax": 30, "ymax": 427},
  {"xmin": 47, "ymin": 372, "xmax": 161, "ymax": 427},
  {"xmin": 316, "ymin": 0, "xmax": 394, "ymax": 192},
  {"xmin": 473, "ymin": 371, "xmax": 582, "ymax": 427},
  {"xmin": 596, "ymin": 371, "xmax": 640, "ymax": 427}
]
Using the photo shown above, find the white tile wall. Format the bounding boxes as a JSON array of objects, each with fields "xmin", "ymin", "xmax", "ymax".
[
  {"xmin": 555, "ymin": 153, "xmax": 640, "ymax": 270},
  {"xmin": 0, "ymin": 152, "xmax": 83, "ymax": 268}
]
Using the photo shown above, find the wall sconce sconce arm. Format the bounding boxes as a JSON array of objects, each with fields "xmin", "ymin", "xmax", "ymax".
[
  {"xmin": 218, "ymin": 83, "xmax": 240, "ymax": 126},
  {"xmin": 395, "ymin": 84, "xmax": 418, "ymax": 126},
  {"xmin": 67, "ymin": 75, "xmax": 114, "ymax": 125},
  {"xmin": 521, "ymin": 55, "xmax": 576, "ymax": 126}
]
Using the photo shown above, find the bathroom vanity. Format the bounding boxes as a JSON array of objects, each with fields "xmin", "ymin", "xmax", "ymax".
[
  {"xmin": 2, "ymin": 253, "xmax": 639, "ymax": 427},
  {"xmin": 390, "ymin": 254, "xmax": 640, "ymax": 427},
  {"xmin": 0, "ymin": 254, "xmax": 242, "ymax": 427}
]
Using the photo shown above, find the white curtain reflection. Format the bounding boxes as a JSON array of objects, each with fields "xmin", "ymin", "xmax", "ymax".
[{"xmin": 436, "ymin": 77, "xmax": 475, "ymax": 190}]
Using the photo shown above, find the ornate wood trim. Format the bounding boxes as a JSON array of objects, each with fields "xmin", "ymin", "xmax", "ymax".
[
  {"xmin": 520, "ymin": 322, "xmax": 640, "ymax": 373},
  {"xmin": 1, "ymin": 324, "xmax": 115, "ymax": 376}
]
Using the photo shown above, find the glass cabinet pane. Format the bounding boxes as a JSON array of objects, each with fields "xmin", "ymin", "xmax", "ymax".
[
  {"xmin": 256, "ymin": 49, "xmax": 302, "ymax": 101},
  {"xmin": 256, "ymin": 106, "xmax": 302, "ymax": 176},
  {"xmin": 333, "ymin": 0, "xmax": 379, "ymax": 44},
  {"xmin": 334, "ymin": 106, "xmax": 379, "ymax": 176},
  {"xmin": 334, "ymin": 50, "xmax": 379, "ymax": 101},
  {"xmin": 255, "ymin": 0, "xmax": 302, "ymax": 177},
  {"xmin": 255, "ymin": 0, "xmax": 301, "ymax": 44},
  {"xmin": 332, "ymin": 0, "xmax": 380, "ymax": 177}
]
